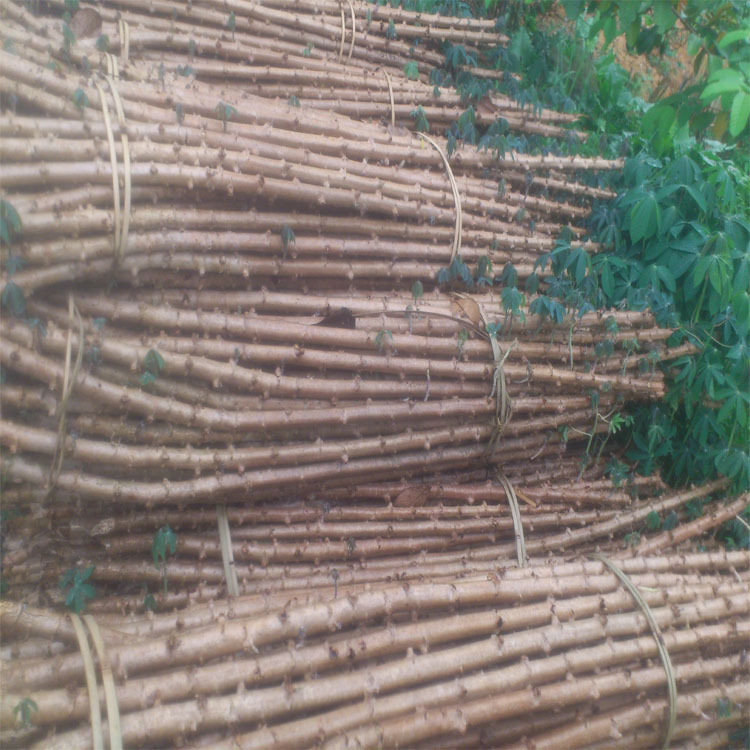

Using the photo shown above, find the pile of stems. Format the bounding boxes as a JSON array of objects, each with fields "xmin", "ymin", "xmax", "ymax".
[
  {"xmin": 0, "ymin": 18, "xmax": 620, "ymax": 301},
  {"xmin": 5, "ymin": 0, "xmax": 582, "ymax": 138},
  {"xmin": 1, "ymin": 552, "xmax": 747, "ymax": 748},
  {"xmin": 11, "ymin": 0, "xmax": 501, "ymax": 74},
  {"xmin": 1, "ymin": 286, "xmax": 681, "ymax": 508},
  {"xmin": 1, "ymin": 7, "xmax": 746, "ymax": 749},
  {"xmin": 2, "ymin": 479, "xmax": 731, "ymax": 610}
]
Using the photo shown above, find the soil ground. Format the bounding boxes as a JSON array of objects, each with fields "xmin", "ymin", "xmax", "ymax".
[{"xmin": 609, "ymin": 23, "xmax": 698, "ymax": 101}]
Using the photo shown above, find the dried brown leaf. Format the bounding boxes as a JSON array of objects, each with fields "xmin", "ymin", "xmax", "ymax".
[
  {"xmin": 450, "ymin": 296, "xmax": 481, "ymax": 325},
  {"xmin": 394, "ymin": 486, "xmax": 430, "ymax": 507}
]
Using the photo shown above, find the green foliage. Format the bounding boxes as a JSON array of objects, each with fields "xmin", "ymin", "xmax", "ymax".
[
  {"xmin": 176, "ymin": 64, "xmax": 194, "ymax": 76},
  {"xmin": 140, "ymin": 348, "xmax": 165, "ymax": 387},
  {"xmin": 446, "ymin": 105, "xmax": 478, "ymax": 155},
  {"xmin": 717, "ymin": 504, "xmax": 750, "ymax": 550},
  {"xmin": 411, "ymin": 280, "xmax": 424, "ymax": 301},
  {"xmin": 563, "ymin": 0, "xmax": 750, "ymax": 145},
  {"xmin": 303, "ymin": 43, "xmax": 313, "ymax": 57},
  {"xmin": 0, "ymin": 199, "xmax": 22, "ymax": 247},
  {"xmin": 529, "ymin": 295, "xmax": 565, "ymax": 324},
  {"xmin": 2, "ymin": 281, "xmax": 26, "ymax": 317},
  {"xmin": 403, "ymin": 61, "xmax": 419, "ymax": 80},
  {"xmin": 624, "ymin": 530, "xmax": 641, "ymax": 546},
  {"xmin": 716, "ymin": 696, "xmax": 733, "ymax": 719},
  {"xmin": 152, "ymin": 525, "xmax": 177, "ymax": 565},
  {"xmin": 456, "ymin": 328, "xmax": 468, "ymax": 355},
  {"xmin": 587, "ymin": 140, "xmax": 749, "ymax": 490},
  {"xmin": 152, "ymin": 524, "xmax": 177, "ymax": 594},
  {"xmin": 59, "ymin": 565, "xmax": 96, "ymax": 613},
  {"xmin": 215, "ymin": 101, "xmax": 238, "ymax": 131},
  {"xmin": 436, "ymin": 254, "xmax": 494, "ymax": 289},
  {"xmin": 437, "ymin": 254, "xmax": 473, "ymax": 287},
  {"xmin": 62, "ymin": 21, "xmax": 76, "ymax": 50},
  {"xmin": 662, "ymin": 510, "xmax": 679, "ymax": 531},
  {"xmin": 727, "ymin": 725, "xmax": 750, "ymax": 749},
  {"xmin": 685, "ymin": 498, "xmax": 704, "ymax": 520},
  {"xmin": 288, "ymin": 95, "xmax": 300, "ymax": 107},
  {"xmin": 72, "ymin": 87, "xmax": 88, "ymax": 111},
  {"xmin": 645, "ymin": 510, "xmax": 661, "ymax": 531},
  {"xmin": 385, "ymin": 19, "xmax": 397, "ymax": 40},
  {"xmin": 280, "ymin": 224, "xmax": 295, "ymax": 260},
  {"xmin": 13, "ymin": 697, "xmax": 38, "ymax": 728},
  {"xmin": 226, "ymin": 11, "xmax": 236, "ymax": 36},
  {"xmin": 95, "ymin": 34, "xmax": 109, "ymax": 52},
  {"xmin": 410, "ymin": 106, "xmax": 430, "ymax": 132},
  {"xmin": 374, "ymin": 329, "xmax": 394, "ymax": 353}
]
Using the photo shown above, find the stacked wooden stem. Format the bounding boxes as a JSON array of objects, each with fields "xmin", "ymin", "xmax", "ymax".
[
  {"xmin": 3, "ymin": 475, "xmax": 739, "ymax": 614},
  {"xmin": 1, "ymin": 2, "xmax": 747, "ymax": 747},
  {"xmin": 1, "ymin": 552, "xmax": 748, "ymax": 748},
  {"xmin": 4, "ymin": 0, "xmax": 582, "ymax": 137}
]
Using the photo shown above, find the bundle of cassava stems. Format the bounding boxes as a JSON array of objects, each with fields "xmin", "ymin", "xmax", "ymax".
[
  {"xmin": 1, "ymin": 550, "xmax": 748, "ymax": 748},
  {"xmin": 0, "ymin": 0, "xmax": 747, "ymax": 746}
]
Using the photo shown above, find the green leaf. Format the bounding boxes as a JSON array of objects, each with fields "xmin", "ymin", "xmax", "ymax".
[
  {"xmin": 143, "ymin": 348, "xmax": 165, "ymax": 377},
  {"xmin": 59, "ymin": 565, "xmax": 96, "ymax": 614},
  {"xmin": 701, "ymin": 69, "xmax": 744, "ymax": 101},
  {"xmin": 374, "ymin": 329, "xmax": 393, "ymax": 353},
  {"xmin": 152, "ymin": 525, "xmax": 177, "ymax": 567},
  {"xmin": 456, "ymin": 328, "xmax": 468, "ymax": 355},
  {"xmin": 411, "ymin": 280, "xmax": 423, "ymax": 301},
  {"xmin": 716, "ymin": 697, "xmax": 733, "ymax": 718},
  {"xmin": 72, "ymin": 87, "xmax": 88, "ymax": 111},
  {"xmin": 718, "ymin": 28, "xmax": 750, "ymax": 50},
  {"xmin": 685, "ymin": 499, "xmax": 704, "ymax": 521},
  {"xmin": 1, "ymin": 281, "xmax": 26, "ymax": 317},
  {"xmin": 280, "ymin": 224, "xmax": 295, "ymax": 252},
  {"xmin": 0, "ymin": 199, "xmax": 22, "ymax": 245},
  {"xmin": 226, "ymin": 11, "xmax": 236, "ymax": 32},
  {"xmin": 92, "ymin": 317, "xmax": 107, "ymax": 330},
  {"xmin": 215, "ymin": 101, "xmax": 238, "ymax": 127},
  {"xmin": 560, "ymin": 0, "xmax": 585, "ymax": 20},
  {"xmin": 624, "ymin": 530, "xmax": 641, "ymax": 547},
  {"xmin": 662, "ymin": 510, "xmax": 678, "ymax": 531},
  {"xmin": 62, "ymin": 22, "xmax": 76, "ymax": 48},
  {"xmin": 95, "ymin": 34, "xmax": 109, "ymax": 52},
  {"xmin": 645, "ymin": 510, "xmax": 661, "ymax": 531},
  {"xmin": 630, "ymin": 194, "xmax": 659, "ymax": 243},
  {"xmin": 144, "ymin": 593, "xmax": 156, "ymax": 611},
  {"xmin": 139, "ymin": 371, "xmax": 156, "ymax": 387},
  {"xmin": 410, "ymin": 106, "xmax": 430, "ymax": 133},
  {"xmin": 287, "ymin": 95, "xmax": 300, "ymax": 107},
  {"xmin": 681, "ymin": 184, "xmax": 707, "ymax": 213},
  {"xmin": 729, "ymin": 91, "xmax": 750, "ymax": 137},
  {"xmin": 652, "ymin": 0, "xmax": 675, "ymax": 34},
  {"xmin": 4, "ymin": 255, "xmax": 25, "ymax": 275},
  {"xmin": 13, "ymin": 698, "xmax": 38, "ymax": 728},
  {"xmin": 403, "ymin": 61, "xmax": 419, "ymax": 80}
]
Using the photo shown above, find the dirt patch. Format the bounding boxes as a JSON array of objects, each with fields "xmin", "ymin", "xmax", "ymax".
[{"xmin": 608, "ymin": 23, "xmax": 698, "ymax": 102}]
